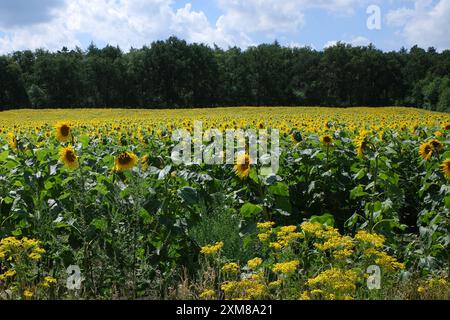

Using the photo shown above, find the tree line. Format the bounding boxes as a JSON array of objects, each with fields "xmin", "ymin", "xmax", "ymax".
[{"xmin": 1, "ymin": 36, "xmax": 449, "ymax": 111}]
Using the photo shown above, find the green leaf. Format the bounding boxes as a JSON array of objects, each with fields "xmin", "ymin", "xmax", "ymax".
[
  {"xmin": 178, "ymin": 187, "xmax": 198, "ymax": 205},
  {"xmin": 2, "ymin": 196, "xmax": 14, "ymax": 204},
  {"xmin": 345, "ymin": 213, "xmax": 360, "ymax": 228},
  {"xmin": 249, "ymin": 168, "xmax": 259, "ymax": 183},
  {"xmin": 44, "ymin": 180, "xmax": 54, "ymax": 190},
  {"xmin": 95, "ymin": 183, "xmax": 109, "ymax": 196},
  {"xmin": 310, "ymin": 213, "xmax": 335, "ymax": 227},
  {"xmin": 268, "ymin": 182, "xmax": 289, "ymax": 197},
  {"xmin": 139, "ymin": 208, "xmax": 153, "ymax": 225},
  {"xmin": 354, "ymin": 169, "xmax": 366, "ymax": 180},
  {"xmin": 80, "ymin": 135, "xmax": 90, "ymax": 148},
  {"xmin": 350, "ymin": 185, "xmax": 368, "ymax": 199},
  {"xmin": 445, "ymin": 195, "xmax": 450, "ymax": 210},
  {"xmin": 12, "ymin": 229, "xmax": 22, "ymax": 236},
  {"xmin": 36, "ymin": 149, "xmax": 48, "ymax": 162},
  {"xmin": 240, "ymin": 202, "xmax": 263, "ymax": 218},
  {"xmin": 0, "ymin": 150, "xmax": 8, "ymax": 162},
  {"xmin": 91, "ymin": 218, "xmax": 108, "ymax": 232}
]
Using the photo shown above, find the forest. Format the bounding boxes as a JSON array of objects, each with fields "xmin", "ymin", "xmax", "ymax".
[{"xmin": 0, "ymin": 36, "xmax": 450, "ymax": 111}]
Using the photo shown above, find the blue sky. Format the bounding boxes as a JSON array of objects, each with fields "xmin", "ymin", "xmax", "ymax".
[{"xmin": 0, "ymin": 0, "xmax": 449, "ymax": 54}]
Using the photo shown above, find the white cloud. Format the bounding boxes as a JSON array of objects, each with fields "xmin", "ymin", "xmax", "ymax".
[
  {"xmin": 215, "ymin": 0, "xmax": 360, "ymax": 39},
  {"xmin": 386, "ymin": 0, "xmax": 450, "ymax": 51},
  {"xmin": 323, "ymin": 35, "xmax": 370, "ymax": 48},
  {"xmin": 216, "ymin": 1, "xmax": 306, "ymax": 35},
  {"xmin": 286, "ymin": 41, "xmax": 316, "ymax": 49},
  {"xmin": 0, "ymin": 0, "xmax": 225, "ymax": 53},
  {"xmin": 0, "ymin": 5, "xmax": 81, "ymax": 53},
  {"xmin": 0, "ymin": 0, "xmax": 372, "ymax": 53},
  {"xmin": 324, "ymin": 40, "xmax": 339, "ymax": 48},
  {"xmin": 171, "ymin": 3, "xmax": 254, "ymax": 48},
  {"xmin": 349, "ymin": 35, "xmax": 370, "ymax": 46}
]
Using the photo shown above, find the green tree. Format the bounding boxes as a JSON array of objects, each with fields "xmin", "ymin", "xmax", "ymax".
[
  {"xmin": 0, "ymin": 56, "xmax": 30, "ymax": 109},
  {"xmin": 437, "ymin": 87, "xmax": 450, "ymax": 113}
]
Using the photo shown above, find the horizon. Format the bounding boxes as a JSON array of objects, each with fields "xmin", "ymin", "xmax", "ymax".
[{"xmin": 1, "ymin": 37, "xmax": 448, "ymax": 55}]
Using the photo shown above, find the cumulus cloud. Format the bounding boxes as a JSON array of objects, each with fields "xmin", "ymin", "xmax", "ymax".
[
  {"xmin": 0, "ymin": 0, "xmax": 218, "ymax": 53},
  {"xmin": 0, "ymin": 0, "xmax": 365, "ymax": 53},
  {"xmin": 386, "ymin": 0, "xmax": 450, "ymax": 51},
  {"xmin": 323, "ymin": 35, "xmax": 370, "ymax": 48},
  {"xmin": 349, "ymin": 36, "xmax": 371, "ymax": 46},
  {"xmin": 215, "ymin": 0, "xmax": 361, "ymax": 40},
  {"xmin": 324, "ymin": 40, "xmax": 339, "ymax": 48},
  {"xmin": 3, "ymin": 0, "xmax": 426, "ymax": 54}
]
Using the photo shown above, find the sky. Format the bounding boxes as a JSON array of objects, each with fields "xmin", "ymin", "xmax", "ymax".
[{"xmin": 0, "ymin": 0, "xmax": 449, "ymax": 54}]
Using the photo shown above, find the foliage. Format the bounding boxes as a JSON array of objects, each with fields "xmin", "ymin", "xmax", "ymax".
[
  {"xmin": 195, "ymin": 221, "xmax": 408, "ymax": 300},
  {"xmin": 1, "ymin": 40, "xmax": 450, "ymax": 110},
  {"xmin": 0, "ymin": 107, "xmax": 449, "ymax": 300}
]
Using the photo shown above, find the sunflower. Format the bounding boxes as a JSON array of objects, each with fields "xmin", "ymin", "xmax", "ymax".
[
  {"xmin": 140, "ymin": 154, "xmax": 150, "ymax": 171},
  {"xmin": 59, "ymin": 146, "xmax": 78, "ymax": 169},
  {"xmin": 234, "ymin": 153, "xmax": 251, "ymax": 180},
  {"xmin": 291, "ymin": 130, "xmax": 302, "ymax": 143},
  {"xmin": 55, "ymin": 122, "xmax": 71, "ymax": 142},
  {"xmin": 320, "ymin": 135, "xmax": 332, "ymax": 145},
  {"xmin": 6, "ymin": 132, "xmax": 17, "ymax": 150},
  {"xmin": 444, "ymin": 123, "xmax": 450, "ymax": 131},
  {"xmin": 440, "ymin": 159, "xmax": 450, "ymax": 179},
  {"xmin": 429, "ymin": 139, "xmax": 443, "ymax": 151},
  {"xmin": 356, "ymin": 138, "xmax": 366, "ymax": 158},
  {"xmin": 115, "ymin": 151, "xmax": 138, "ymax": 171},
  {"xmin": 419, "ymin": 142, "xmax": 433, "ymax": 160}
]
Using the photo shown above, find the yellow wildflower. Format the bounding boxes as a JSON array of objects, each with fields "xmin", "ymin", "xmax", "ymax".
[
  {"xmin": 257, "ymin": 232, "xmax": 271, "ymax": 242},
  {"xmin": 200, "ymin": 242, "xmax": 224, "ymax": 255},
  {"xmin": 23, "ymin": 290, "xmax": 33, "ymax": 299},
  {"xmin": 247, "ymin": 257, "xmax": 263, "ymax": 269},
  {"xmin": 272, "ymin": 260, "xmax": 299, "ymax": 274},
  {"xmin": 269, "ymin": 242, "xmax": 282, "ymax": 251},
  {"xmin": 355, "ymin": 230, "xmax": 385, "ymax": 248},
  {"xmin": 222, "ymin": 262, "xmax": 240, "ymax": 274},
  {"xmin": 257, "ymin": 221, "xmax": 275, "ymax": 230},
  {"xmin": 199, "ymin": 289, "xmax": 216, "ymax": 300}
]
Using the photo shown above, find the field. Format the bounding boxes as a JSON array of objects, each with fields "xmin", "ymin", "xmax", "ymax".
[{"xmin": 0, "ymin": 107, "xmax": 449, "ymax": 300}]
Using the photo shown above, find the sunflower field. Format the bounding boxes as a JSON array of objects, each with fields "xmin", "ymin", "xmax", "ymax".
[{"xmin": 0, "ymin": 107, "xmax": 449, "ymax": 300}]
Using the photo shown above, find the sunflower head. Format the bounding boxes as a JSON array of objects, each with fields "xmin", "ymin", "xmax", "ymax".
[
  {"xmin": 356, "ymin": 139, "xmax": 367, "ymax": 158},
  {"xmin": 115, "ymin": 151, "xmax": 138, "ymax": 171},
  {"xmin": 320, "ymin": 135, "xmax": 332, "ymax": 145},
  {"xmin": 429, "ymin": 139, "xmax": 443, "ymax": 151},
  {"xmin": 60, "ymin": 146, "xmax": 78, "ymax": 169},
  {"xmin": 441, "ymin": 159, "xmax": 450, "ymax": 179},
  {"xmin": 140, "ymin": 154, "xmax": 150, "ymax": 171},
  {"xmin": 55, "ymin": 122, "xmax": 72, "ymax": 142},
  {"xmin": 6, "ymin": 132, "xmax": 17, "ymax": 150},
  {"xmin": 444, "ymin": 123, "xmax": 450, "ymax": 131},
  {"xmin": 234, "ymin": 153, "xmax": 251, "ymax": 180},
  {"xmin": 419, "ymin": 142, "xmax": 433, "ymax": 161},
  {"xmin": 291, "ymin": 130, "xmax": 302, "ymax": 143}
]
